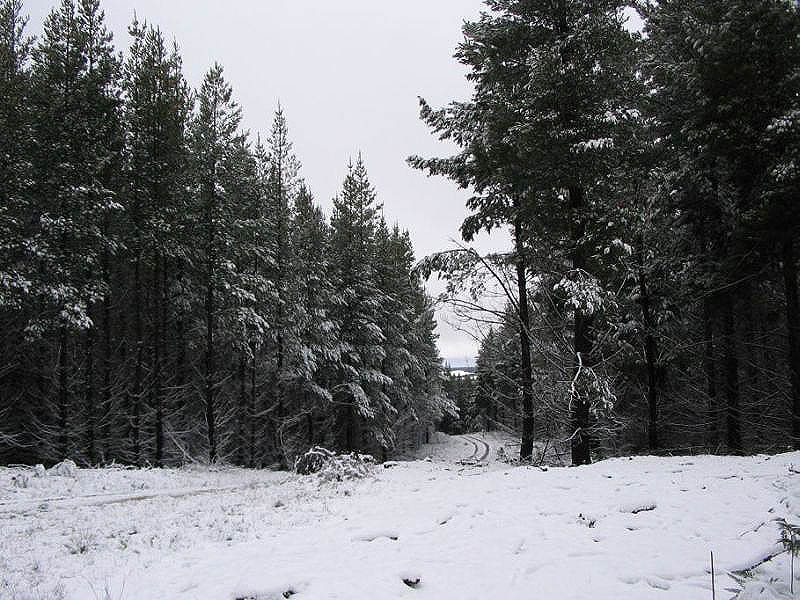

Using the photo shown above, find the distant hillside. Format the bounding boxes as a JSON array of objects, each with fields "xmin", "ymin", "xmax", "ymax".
[{"xmin": 445, "ymin": 366, "xmax": 477, "ymax": 378}]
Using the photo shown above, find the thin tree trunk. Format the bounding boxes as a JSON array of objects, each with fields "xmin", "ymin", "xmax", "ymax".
[
  {"xmin": 741, "ymin": 282, "xmax": 760, "ymax": 398},
  {"xmin": 703, "ymin": 299, "xmax": 718, "ymax": 449},
  {"xmin": 132, "ymin": 252, "xmax": 143, "ymax": 464},
  {"xmin": 782, "ymin": 239, "xmax": 800, "ymax": 448},
  {"xmin": 636, "ymin": 248, "xmax": 659, "ymax": 452},
  {"xmin": 84, "ymin": 322, "xmax": 96, "ymax": 465},
  {"xmin": 238, "ymin": 351, "xmax": 246, "ymax": 465},
  {"xmin": 101, "ymin": 259, "xmax": 111, "ymax": 462},
  {"xmin": 569, "ymin": 185, "xmax": 592, "ymax": 466},
  {"xmin": 721, "ymin": 294, "xmax": 742, "ymax": 454},
  {"xmin": 249, "ymin": 346, "xmax": 257, "ymax": 467},
  {"xmin": 204, "ymin": 180, "xmax": 217, "ymax": 463},
  {"xmin": 514, "ymin": 215, "xmax": 535, "ymax": 461},
  {"xmin": 58, "ymin": 326, "xmax": 69, "ymax": 459},
  {"xmin": 205, "ymin": 281, "xmax": 216, "ymax": 463},
  {"xmin": 175, "ymin": 269, "xmax": 188, "ymax": 443},
  {"xmin": 153, "ymin": 254, "xmax": 164, "ymax": 466}
]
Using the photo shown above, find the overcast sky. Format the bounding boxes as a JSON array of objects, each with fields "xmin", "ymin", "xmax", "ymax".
[{"xmin": 24, "ymin": 1, "xmax": 640, "ymax": 366}]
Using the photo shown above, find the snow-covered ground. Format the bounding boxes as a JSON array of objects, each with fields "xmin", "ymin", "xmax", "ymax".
[{"xmin": 2, "ymin": 434, "xmax": 798, "ymax": 599}]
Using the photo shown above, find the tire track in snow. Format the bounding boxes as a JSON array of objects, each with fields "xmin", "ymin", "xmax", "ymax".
[
  {"xmin": 468, "ymin": 435, "xmax": 490, "ymax": 462},
  {"xmin": 461, "ymin": 436, "xmax": 479, "ymax": 462},
  {"xmin": 460, "ymin": 435, "xmax": 490, "ymax": 464},
  {"xmin": 0, "ymin": 481, "xmax": 282, "ymax": 516}
]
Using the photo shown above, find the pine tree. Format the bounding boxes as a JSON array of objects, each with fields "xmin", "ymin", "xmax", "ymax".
[
  {"xmin": 329, "ymin": 156, "xmax": 391, "ymax": 451},
  {"xmin": 188, "ymin": 63, "xmax": 245, "ymax": 463},
  {"xmin": 0, "ymin": 0, "xmax": 34, "ymax": 462},
  {"xmin": 412, "ymin": 0, "xmax": 639, "ymax": 464},
  {"xmin": 0, "ymin": 0, "xmax": 33, "ymax": 311},
  {"xmin": 404, "ymin": 263, "xmax": 450, "ymax": 449},
  {"xmin": 261, "ymin": 106, "xmax": 301, "ymax": 464},
  {"xmin": 286, "ymin": 184, "xmax": 339, "ymax": 451},
  {"xmin": 29, "ymin": 0, "xmax": 123, "ymax": 462},
  {"xmin": 121, "ymin": 18, "xmax": 192, "ymax": 464},
  {"xmin": 643, "ymin": 0, "xmax": 800, "ymax": 452}
]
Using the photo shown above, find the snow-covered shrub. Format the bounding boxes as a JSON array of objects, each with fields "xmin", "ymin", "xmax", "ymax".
[
  {"xmin": 293, "ymin": 447, "xmax": 374, "ymax": 481},
  {"xmin": 48, "ymin": 459, "xmax": 77, "ymax": 478},
  {"xmin": 294, "ymin": 447, "xmax": 335, "ymax": 475},
  {"xmin": 10, "ymin": 464, "xmax": 47, "ymax": 488},
  {"xmin": 777, "ymin": 519, "xmax": 800, "ymax": 558},
  {"xmin": 0, "ymin": 578, "xmax": 67, "ymax": 600},
  {"xmin": 11, "ymin": 472, "xmax": 30, "ymax": 488},
  {"xmin": 65, "ymin": 528, "xmax": 95, "ymax": 555},
  {"xmin": 495, "ymin": 444, "xmax": 522, "ymax": 465}
]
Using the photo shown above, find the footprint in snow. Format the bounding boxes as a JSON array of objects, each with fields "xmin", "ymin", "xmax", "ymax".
[
  {"xmin": 438, "ymin": 512, "xmax": 455, "ymax": 525},
  {"xmin": 566, "ymin": 550, "xmax": 603, "ymax": 558},
  {"xmin": 234, "ymin": 585, "xmax": 301, "ymax": 599},
  {"xmin": 525, "ymin": 561, "xmax": 553, "ymax": 574},
  {"xmin": 399, "ymin": 570, "xmax": 422, "ymax": 589},
  {"xmin": 646, "ymin": 577, "xmax": 671, "ymax": 590},
  {"xmin": 352, "ymin": 531, "xmax": 399, "ymax": 542}
]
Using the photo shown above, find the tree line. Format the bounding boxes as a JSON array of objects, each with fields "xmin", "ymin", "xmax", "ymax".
[
  {"xmin": 413, "ymin": 0, "xmax": 800, "ymax": 463},
  {"xmin": 0, "ymin": 0, "xmax": 448, "ymax": 467}
]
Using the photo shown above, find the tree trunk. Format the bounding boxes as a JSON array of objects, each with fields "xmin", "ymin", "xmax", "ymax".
[
  {"xmin": 153, "ymin": 254, "xmax": 164, "ymax": 466},
  {"xmin": 703, "ymin": 299, "xmax": 718, "ymax": 450},
  {"xmin": 274, "ymin": 322, "xmax": 284, "ymax": 462},
  {"xmin": 204, "ymin": 185, "xmax": 217, "ymax": 463},
  {"xmin": 514, "ymin": 215, "xmax": 535, "ymax": 461},
  {"xmin": 101, "ymin": 261, "xmax": 111, "ymax": 463},
  {"xmin": 307, "ymin": 409, "xmax": 314, "ymax": 446},
  {"xmin": 782, "ymin": 239, "xmax": 800, "ymax": 448},
  {"xmin": 638, "ymin": 267, "xmax": 659, "ymax": 452},
  {"xmin": 205, "ymin": 290, "xmax": 216, "ymax": 463},
  {"xmin": 84, "ymin": 323, "xmax": 96, "ymax": 465},
  {"xmin": 175, "ymin": 273, "xmax": 188, "ymax": 446},
  {"xmin": 249, "ymin": 346, "xmax": 257, "ymax": 467},
  {"xmin": 721, "ymin": 294, "xmax": 742, "ymax": 454},
  {"xmin": 237, "ymin": 351, "xmax": 246, "ymax": 466},
  {"xmin": 569, "ymin": 185, "xmax": 593, "ymax": 466},
  {"xmin": 132, "ymin": 253, "xmax": 143, "ymax": 464},
  {"xmin": 58, "ymin": 326, "xmax": 69, "ymax": 459},
  {"xmin": 741, "ymin": 282, "xmax": 760, "ymax": 402}
]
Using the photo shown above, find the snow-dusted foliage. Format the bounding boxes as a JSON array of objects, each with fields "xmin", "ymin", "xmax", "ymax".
[
  {"xmin": 554, "ymin": 269, "xmax": 616, "ymax": 317},
  {"xmin": 569, "ymin": 353, "xmax": 617, "ymax": 419},
  {"xmin": 293, "ymin": 446, "xmax": 374, "ymax": 482},
  {"xmin": 0, "ymin": 1, "xmax": 444, "ymax": 468}
]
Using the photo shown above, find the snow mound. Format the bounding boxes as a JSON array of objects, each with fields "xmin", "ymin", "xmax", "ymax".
[{"xmin": 48, "ymin": 459, "xmax": 77, "ymax": 478}]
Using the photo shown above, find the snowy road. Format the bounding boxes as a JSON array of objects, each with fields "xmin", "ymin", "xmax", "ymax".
[
  {"xmin": 2, "ymin": 436, "xmax": 798, "ymax": 599},
  {"xmin": 459, "ymin": 434, "xmax": 491, "ymax": 464}
]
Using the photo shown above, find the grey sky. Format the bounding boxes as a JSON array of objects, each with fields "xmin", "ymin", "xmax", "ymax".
[{"xmin": 24, "ymin": 1, "xmax": 640, "ymax": 367}]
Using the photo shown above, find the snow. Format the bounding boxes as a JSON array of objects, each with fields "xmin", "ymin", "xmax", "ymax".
[
  {"xmin": 2, "ymin": 435, "xmax": 798, "ymax": 599},
  {"xmin": 447, "ymin": 369, "xmax": 475, "ymax": 378}
]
